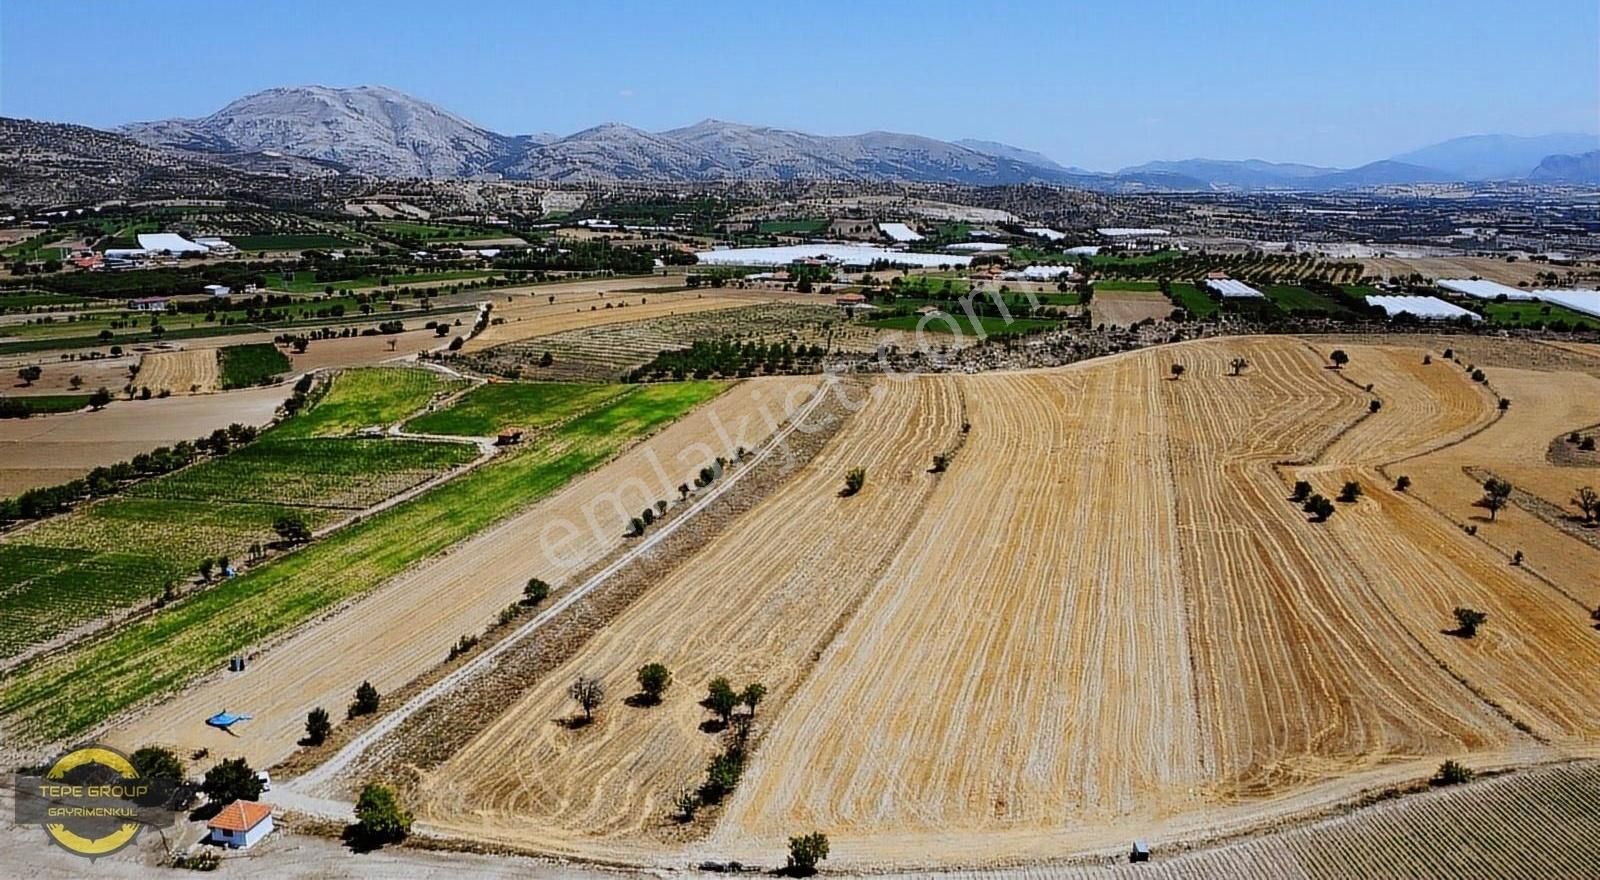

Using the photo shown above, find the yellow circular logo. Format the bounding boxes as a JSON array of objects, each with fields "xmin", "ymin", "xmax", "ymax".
[{"xmin": 30, "ymin": 746, "xmax": 149, "ymax": 859}]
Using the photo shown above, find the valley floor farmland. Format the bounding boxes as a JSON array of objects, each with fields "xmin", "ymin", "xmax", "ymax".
[
  {"xmin": 98, "ymin": 377, "xmax": 813, "ymax": 770},
  {"xmin": 366, "ymin": 336, "xmax": 1600, "ymax": 870},
  {"xmin": 0, "ymin": 383, "xmax": 288, "ymax": 496}
]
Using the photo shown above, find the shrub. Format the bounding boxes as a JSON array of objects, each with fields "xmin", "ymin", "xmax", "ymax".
[
  {"xmin": 1339, "ymin": 481, "xmax": 1363, "ymax": 503},
  {"xmin": 705, "ymin": 676, "xmax": 739, "ymax": 724},
  {"xmin": 1303, "ymin": 494, "xmax": 1335, "ymax": 522},
  {"xmin": 1583, "ymin": 436, "xmax": 1597, "ymax": 452},
  {"xmin": 1291, "ymin": 480, "xmax": 1312, "ymax": 502},
  {"xmin": 524, "ymin": 577, "xmax": 551, "ymax": 605},
  {"xmin": 1453, "ymin": 607, "xmax": 1488, "ymax": 638},
  {"xmin": 1369, "ymin": 399, "xmax": 1382, "ymax": 413},
  {"xmin": 842, "ymin": 467, "xmax": 867, "ymax": 497},
  {"xmin": 569, "ymin": 675, "xmax": 604, "ymax": 722},
  {"xmin": 304, "ymin": 707, "xmax": 332, "ymax": 746},
  {"xmin": 1432, "ymin": 760, "xmax": 1473, "ymax": 786},
  {"xmin": 1169, "ymin": 363, "xmax": 1185, "ymax": 379},
  {"xmin": 786, "ymin": 831, "xmax": 831, "ymax": 875},
  {"xmin": 348, "ymin": 680, "xmax": 380, "ymax": 718},
  {"xmin": 1395, "ymin": 475, "xmax": 1411, "ymax": 492},
  {"xmin": 353, "ymin": 783, "xmax": 412, "ymax": 846},
  {"xmin": 273, "ymin": 513, "xmax": 311, "ymax": 545},
  {"xmin": 637, "ymin": 663, "xmax": 672, "ymax": 704}
]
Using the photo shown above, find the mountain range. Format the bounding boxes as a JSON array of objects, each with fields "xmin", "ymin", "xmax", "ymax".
[{"xmin": 13, "ymin": 84, "xmax": 1599, "ymax": 192}]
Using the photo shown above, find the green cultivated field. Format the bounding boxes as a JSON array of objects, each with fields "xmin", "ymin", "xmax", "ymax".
[
  {"xmin": 757, "ymin": 219, "xmax": 829, "ymax": 235},
  {"xmin": 218, "ymin": 343, "xmax": 292, "ymax": 389},
  {"xmin": 870, "ymin": 313, "xmax": 1057, "ymax": 336},
  {"xmin": 276, "ymin": 366, "xmax": 467, "ymax": 439},
  {"xmin": 1095, "ymin": 280, "xmax": 1162, "ymax": 292},
  {"xmin": 1480, "ymin": 301, "xmax": 1600, "ymax": 329},
  {"xmin": 405, "ymin": 381, "xmax": 630, "ymax": 436},
  {"xmin": 0, "ymin": 380, "xmax": 724, "ymax": 739},
  {"xmin": 0, "ymin": 291, "xmax": 83, "ymax": 312},
  {"xmin": 263, "ymin": 269, "xmax": 497, "ymax": 293},
  {"xmin": 371, "ymin": 221, "xmax": 508, "ymax": 242},
  {"xmin": 230, "ymin": 233, "xmax": 352, "ymax": 251},
  {"xmin": 1262, "ymin": 285, "xmax": 1352, "ymax": 315},
  {"xmin": 0, "ymin": 394, "xmax": 91, "ymax": 417},
  {"xmin": 0, "ymin": 368, "xmax": 477, "ymax": 662},
  {"xmin": 1169, "ymin": 282, "xmax": 1219, "ymax": 316}
]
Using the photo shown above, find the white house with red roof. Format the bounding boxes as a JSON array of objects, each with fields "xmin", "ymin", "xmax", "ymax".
[{"xmin": 206, "ymin": 800, "xmax": 274, "ymax": 849}]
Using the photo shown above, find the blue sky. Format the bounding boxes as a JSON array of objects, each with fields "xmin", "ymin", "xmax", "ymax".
[{"xmin": 2, "ymin": 1, "xmax": 1595, "ymax": 170}]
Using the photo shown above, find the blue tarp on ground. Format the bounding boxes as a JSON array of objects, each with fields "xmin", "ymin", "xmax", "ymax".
[{"xmin": 206, "ymin": 711, "xmax": 252, "ymax": 728}]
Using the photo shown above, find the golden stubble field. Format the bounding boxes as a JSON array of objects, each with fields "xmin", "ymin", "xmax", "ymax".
[{"xmin": 397, "ymin": 336, "xmax": 1600, "ymax": 869}]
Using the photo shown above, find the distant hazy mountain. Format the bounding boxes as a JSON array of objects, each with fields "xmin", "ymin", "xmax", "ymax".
[
  {"xmin": 1116, "ymin": 158, "xmax": 1336, "ymax": 190},
  {"xmin": 1391, "ymin": 133, "xmax": 1600, "ymax": 181},
  {"xmin": 97, "ymin": 84, "xmax": 1600, "ymax": 190},
  {"xmin": 954, "ymin": 139, "xmax": 1078, "ymax": 173},
  {"xmin": 120, "ymin": 85, "xmax": 520, "ymax": 178},
  {"xmin": 1528, "ymin": 150, "xmax": 1600, "ymax": 185}
]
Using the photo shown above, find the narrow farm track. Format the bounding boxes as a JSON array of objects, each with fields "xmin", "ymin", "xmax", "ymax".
[
  {"xmin": 104, "ymin": 378, "xmax": 817, "ymax": 770},
  {"xmin": 417, "ymin": 376, "xmax": 962, "ymax": 859}
]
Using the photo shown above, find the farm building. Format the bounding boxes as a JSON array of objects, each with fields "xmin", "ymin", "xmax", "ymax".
[
  {"xmin": 1205, "ymin": 278, "xmax": 1266, "ymax": 299},
  {"xmin": 695, "ymin": 244, "xmax": 970, "ymax": 269},
  {"xmin": 1532, "ymin": 289, "xmax": 1600, "ymax": 320},
  {"xmin": 945, "ymin": 242, "xmax": 1009, "ymax": 253},
  {"xmin": 1367, "ymin": 295, "xmax": 1482, "ymax": 321},
  {"xmin": 136, "ymin": 233, "xmax": 207, "ymax": 255},
  {"xmin": 204, "ymin": 284, "xmax": 232, "ymax": 298},
  {"xmin": 127, "ymin": 296, "xmax": 170, "ymax": 312},
  {"xmin": 834, "ymin": 293, "xmax": 868, "ymax": 306},
  {"xmin": 1438, "ymin": 278, "xmax": 1532, "ymax": 300},
  {"xmin": 878, "ymin": 222, "xmax": 924, "ymax": 242},
  {"xmin": 1023, "ymin": 227, "xmax": 1066, "ymax": 241},
  {"xmin": 1064, "ymin": 245, "xmax": 1103, "ymax": 256},
  {"xmin": 205, "ymin": 800, "xmax": 274, "ymax": 849},
  {"xmin": 193, "ymin": 236, "xmax": 237, "ymax": 255}
]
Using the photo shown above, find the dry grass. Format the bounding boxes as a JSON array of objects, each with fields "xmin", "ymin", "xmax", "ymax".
[
  {"xmin": 137, "ymin": 348, "xmax": 220, "ymax": 394},
  {"xmin": 1090, "ymin": 290, "xmax": 1173, "ymax": 326}
]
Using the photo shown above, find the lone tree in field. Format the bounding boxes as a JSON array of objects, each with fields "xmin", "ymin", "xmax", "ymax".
[
  {"xmin": 202, "ymin": 757, "xmax": 262, "ymax": 803},
  {"xmin": 89, "ymin": 387, "xmax": 113, "ymax": 410},
  {"xmin": 17, "ymin": 365, "xmax": 41, "ymax": 386},
  {"xmin": 1478, "ymin": 478, "xmax": 1512, "ymax": 521},
  {"xmin": 1338, "ymin": 481, "xmax": 1363, "ymax": 503},
  {"xmin": 569, "ymin": 675, "xmax": 604, "ymax": 723},
  {"xmin": 1498, "ymin": 398, "xmax": 1511, "ymax": 411},
  {"xmin": 786, "ymin": 831, "xmax": 831, "ymax": 876},
  {"xmin": 636, "ymin": 663, "xmax": 672, "ymax": 705},
  {"xmin": 304, "ymin": 706, "xmax": 332, "ymax": 746},
  {"xmin": 1303, "ymin": 494, "xmax": 1336, "ymax": 522},
  {"xmin": 524, "ymin": 577, "xmax": 551, "ymax": 605},
  {"xmin": 1229, "ymin": 357, "xmax": 1248, "ymax": 376},
  {"xmin": 931, "ymin": 453, "xmax": 950, "ymax": 473},
  {"xmin": 1369, "ymin": 399, "xmax": 1382, "ymax": 413},
  {"xmin": 1169, "ymin": 363, "xmax": 1185, "ymax": 380},
  {"xmin": 1452, "ymin": 607, "xmax": 1488, "ymax": 638},
  {"xmin": 1395, "ymin": 475, "xmax": 1412, "ymax": 492},
  {"xmin": 705, "ymin": 676, "xmax": 739, "ymax": 726},
  {"xmin": 1329, "ymin": 349, "xmax": 1349, "ymax": 369},
  {"xmin": 353, "ymin": 782, "xmax": 413, "ymax": 848},
  {"xmin": 1291, "ymin": 480, "xmax": 1313, "ymax": 503},
  {"xmin": 348, "ymin": 680, "xmax": 380, "ymax": 718},
  {"xmin": 741, "ymin": 682, "xmax": 768, "ymax": 716},
  {"xmin": 273, "ymin": 513, "xmax": 311, "ymax": 545},
  {"xmin": 1572, "ymin": 486, "xmax": 1600, "ymax": 523},
  {"xmin": 1432, "ymin": 760, "xmax": 1473, "ymax": 786},
  {"xmin": 841, "ymin": 467, "xmax": 867, "ymax": 497}
]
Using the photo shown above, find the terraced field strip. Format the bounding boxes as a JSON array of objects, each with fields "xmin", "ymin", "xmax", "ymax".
[
  {"xmin": 417, "ymin": 376, "xmax": 961, "ymax": 857},
  {"xmin": 99, "ymin": 380, "xmax": 748, "ymax": 768},
  {"xmin": 137, "ymin": 348, "xmax": 220, "ymax": 394},
  {"xmin": 467, "ymin": 287, "xmax": 771, "ymax": 351},
  {"xmin": 275, "ymin": 365, "xmax": 467, "ymax": 438},
  {"xmin": 403, "ymin": 381, "xmax": 632, "ymax": 437}
]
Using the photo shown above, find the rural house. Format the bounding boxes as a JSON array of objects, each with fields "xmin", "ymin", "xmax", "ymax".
[{"xmin": 205, "ymin": 800, "xmax": 274, "ymax": 849}]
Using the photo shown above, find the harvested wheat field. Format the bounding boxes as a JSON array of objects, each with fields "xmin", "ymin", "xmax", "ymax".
[
  {"xmin": 0, "ymin": 384, "xmax": 289, "ymax": 496},
  {"xmin": 419, "ymin": 375, "xmax": 963, "ymax": 859},
  {"xmin": 372, "ymin": 335, "xmax": 1600, "ymax": 870},
  {"xmin": 105, "ymin": 377, "xmax": 817, "ymax": 770},
  {"xmin": 137, "ymin": 347, "xmax": 220, "ymax": 394},
  {"xmin": 1090, "ymin": 290, "xmax": 1173, "ymax": 326}
]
